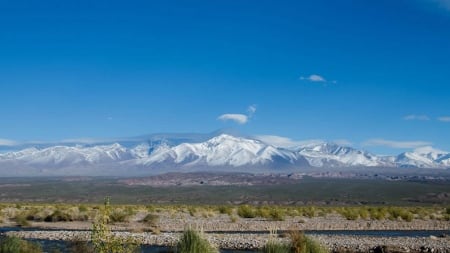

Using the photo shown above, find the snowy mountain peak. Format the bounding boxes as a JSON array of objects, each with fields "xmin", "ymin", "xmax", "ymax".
[
  {"xmin": 413, "ymin": 146, "xmax": 447, "ymax": 158},
  {"xmin": 0, "ymin": 133, "xmax": 449, "ymax": 176}
]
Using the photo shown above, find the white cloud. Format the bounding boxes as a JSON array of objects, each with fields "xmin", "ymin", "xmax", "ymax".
[
  {"xmin": 256, "ymin": 135, "xmax": 342, "ymax": 148},
  {"xmin": 0, "ymin": 138, "xmax": 18, "ymax": 147},
  {"xmin": 255, "ymin": 135, "xmax": 301, "ymax": 147},
  {"xmin": 403, "ymin": 114, "xmax": 430, "ymax": 121},
  {"xmin": 363, "ymin": 138, "xmax": 432, "ymax": 149},
  {"xmin": 438, "ymin": 116, "xmax": 450, "ymax": 122},
  {"xmin": 300, "ymin": 74, "xmax": 326, "ymax": 82},
  {"xmin": 217, "ymin": 114, "xmax": 248, "ymax": 124},
  {"xmin": 218, "ymin": 105, "xmax": 257, "ymax": 125},
  {"xmin": 247, "ymin": 105, "xmax": 257, "ymax": 116}
]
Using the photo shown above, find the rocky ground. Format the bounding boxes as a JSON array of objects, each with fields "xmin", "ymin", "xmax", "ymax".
[
  {"xmin": 13, "ymin": 212, "xmax": 448, "ymax": 232},
  {"xmin": 5, "ymin": 230, "xmax": 450, "ymax": 252},
  {"xmin": 2, "ymin": 213, "xmax": 449, "ymax": 252}
]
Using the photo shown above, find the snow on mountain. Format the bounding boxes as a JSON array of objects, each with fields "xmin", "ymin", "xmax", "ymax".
[
  {"xmin": 0, "ymin": 133, "xmax": 449, "ymax": 176},
  {"xmin": 395, "ymin": 146, "xmax": 450, "ymax": 168},
  {"xmin": 137, "ymin": 134, "xmax": 301, "ymax": 167},
  {"xmin": 294, "ymin": 142, "xmax": 386, "ymax": 167},
  {"xmin": 0, "ymin": 143, "xmax": 132, "ymax": 167}
]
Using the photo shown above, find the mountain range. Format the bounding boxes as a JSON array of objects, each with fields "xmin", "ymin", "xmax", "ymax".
[{"xmin": 0, "ymin": 132, "xmax": 449, "ymax": 176}]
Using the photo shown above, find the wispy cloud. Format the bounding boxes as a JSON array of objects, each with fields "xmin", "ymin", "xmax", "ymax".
[
  {"xmin": 0, "ymin": 138, "xmax": 18, "ymax": 147},
  {"xmin": 255, "ymin": 135, "xmax": 303, "ymax": 147},
  {"xmin": 218, "ymin": 105, "xmax": 257, "ymax": 125},
  {"xmin": 299, "ymin": 74, "xmax": 336, "ymax": 84},
  {"xmin": 247, "ymin": 104, "xmax": 257, "ymax": 116},
  {"xmin": 255, "ymin": 135, "xmax": 352, "ymax": 148},
  {"xmin": 438, "ymin": 116, "xmax": 450, "ymax": 122},
  {"xmin": 363, "ymin": 138, "xmax": 432, "ymax": 149},
  {"xmin": 218, "ymin": 114, "xmax": 248, "ymax": 124},
  {"xmin": 300, "ymin": 74, "xmax": 326, "ymax": 82},
  {"xmin": 403, "ymin": 114, "xmax": 430, "ymax": 121}
]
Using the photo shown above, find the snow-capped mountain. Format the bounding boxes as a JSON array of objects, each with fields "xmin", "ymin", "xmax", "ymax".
[
  {"xmin": 294, "ymin": 142, "xmax": 389, "ymax": 167},
  {"xmin": 0, "ymin": 133, "xmax": 448, "ymax": 176},
  {"xmin": 137, "ymin": 134, "xmax": 303, "ymax": 167},
  {"xmin": 395, "ymin": 146, "xmax": 450, "ymax": 168},
  {"xmin": 0, "ymin": 143, "xmax": 132, "ymax": 167}
]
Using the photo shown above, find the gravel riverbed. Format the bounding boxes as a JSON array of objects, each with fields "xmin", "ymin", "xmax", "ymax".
[
  {"xmin": 1, "ymin": 214, "xmax": 449, "ymax": 252},
  {"xmin": 4, "ymin": 230, "xmax": 450, "ymax": 253}
]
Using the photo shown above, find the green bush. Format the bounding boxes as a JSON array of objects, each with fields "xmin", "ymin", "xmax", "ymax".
[
  {"xmin": 188, "ymin": 207, "xmax": 197, "ymax": 217},
  {"xmin": 269, "ymin": 208, "xmax": 285, "ymax": 221},
  {"xmin": 142, "ymin": 213, "xmax": 159, "ymax": 227},
  {"xmin": 288, "ymin": 230, "xmax": 328, "ymax": 253},
  {"xmin": 44, "ymin": 210, "xmax": 72, "ymax": 222},
  {"xmin": 262, "ymin": 241, "xmax": 290, "ymax": 253},
  {"xmin": 368, "ymin": 207, "xmax": 388, "ymax": 220},
  {"xmin": 0, "ymin": 236, "xmax": 42, "ymax": 253},
  {"xmin": 109, "ymin": 210, "xmax": 128, "ymax": 223},
  {"xmin": 217, "ymin": 206, "xmax": 233, "ymax": 215},
  {"xmin": 338, "ymin": 208, "xmax": 359, "ymax": 221},
  {"xmin": 237, "ymin": 205, "xmax": 256, "ymax": 218},
  {"xmin": 78, "ymin": 205, "xmax": 88, "ymax": 213},
  {"xmin": 91, "ymin": 197, "xmax": 141, "ymax": 253},
  {"xmin": 301, "ymin": 207, "xmax": 316, "ymax": 218},
  {"xmin": 175, "ymin": 229, "xmax": 218, "ymax": 253},
  {"xmin": 14, "ymin": 214, "xmax": 31, "ymax": 227}
]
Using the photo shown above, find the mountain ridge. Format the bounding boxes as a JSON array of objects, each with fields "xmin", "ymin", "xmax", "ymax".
[{"xmin": 0, "ymin": 133, "xmax": 448, "ymax": 176}]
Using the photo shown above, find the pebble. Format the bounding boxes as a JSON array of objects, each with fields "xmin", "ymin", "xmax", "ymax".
[{"xmin": 4, "ymin": 230, "xmax": 450, "ymax": 252}]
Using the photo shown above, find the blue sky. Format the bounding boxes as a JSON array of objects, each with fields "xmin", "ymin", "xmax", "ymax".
[{"xmin": 0, "ymin": 0, "xmax": 449, "ymax": 155}]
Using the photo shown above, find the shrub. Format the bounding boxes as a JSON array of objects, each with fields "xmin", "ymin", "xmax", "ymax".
[
  {"xmin": 78, "ymin": 205, "xmax": 88, "ymax": 213},
  {"xmin": 176, "ymin": 229, "xmax": 218, "ymax": 253},
  {"xmin": 288, "ymin": 230, "xmax": 328, "ymax": 253},
  {"xmin": 400, "ymin": 212, "xmax": 414, "ymax": 222},
  {"xmin": 303, "ymin": 237, "xmax": 328, "ymax": 253},
  {"xmin": 237, "ymin": 205, "xmax": 256, "ymax": 218},
  {"xmin": 217, "ymin": 206, "xmax": 233, "ymax": 215},
  {"xmin": 302, "ymin": 207, "xmax": 316, "ymax": 218},
  {"xmin": 109, "ymin": 210, "xmax": 128, "ymax": 223},
  {"xmin": 338, "ymin": 208, "xmax": 359, "ymax": 221},
  {"xmin": 91, "ymin": 197, "xmax": 141, "ymax": 253},
  {"xmin": 14, "ymin": 214, "xmax": 30, "ymax": 227},
  {"xmin": 188, "ymin": 207, "xmax": 197, "ymax": 217},
  {"xmin": 0, "ymin": 236, "xmax": 42, "ymax": 253},
  {"xmin": 358, "ymin": 208, "xmax": 369, "ymax": 219},
  {"xmin": 262, "ymin": 241, "xmax": 290, "ymax": 253},
  {"xmin": 269, "ymin": 208, "xmax": 285, "ymax": 221},
  {"xmin": 368, "ymin": 207, "xmax": 388, "ymax": 220},
  {"xmin": 142, "ymin": 213, "xmax": 159, "ymax": 227},
  {"xmin": 44, "ymin": 210, "xmax": 72, "ymax": 222}
]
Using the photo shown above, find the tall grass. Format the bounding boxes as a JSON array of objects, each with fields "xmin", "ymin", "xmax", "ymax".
[
  {"xmin": 0, "ymin": 236, "xmax": 42, "ymax": 253},
  {"xmin": 262, "ymin": 241, "xmax": 290, "ymax": 253},
  {"xmin": 175, "ymin": 229, "xmax": 218, "ymax": 253},
  {"xmin": 262, "ymin": 230, "xmax": 328, "ymax": 253}
]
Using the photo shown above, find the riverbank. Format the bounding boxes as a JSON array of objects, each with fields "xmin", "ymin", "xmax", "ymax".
[
  {"xmin": 4, "ymin": 230, "xmax": 450, "ymax": 252},
  {"xmin": 1, "ymin": 210, "xmax": 449, "ymax": 252}
]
